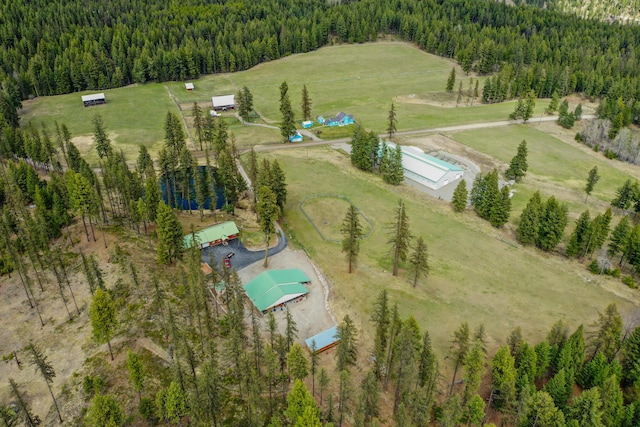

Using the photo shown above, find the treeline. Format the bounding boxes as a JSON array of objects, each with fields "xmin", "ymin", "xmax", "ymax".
[{"xmin": 4, "ymin": 0, "xmax": 640, "ymax": 107}]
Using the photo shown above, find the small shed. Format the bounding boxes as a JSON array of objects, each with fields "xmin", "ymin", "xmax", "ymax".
[
  {"xmin": 185, "ymin": 83, "xmax": 195, "ymax": 91},
  {"xmin": 81, "ymin": 93, "xmax": 106, "ymax": 107},
  {"xmin": 305, "ymin": 326, "xmax": 339, "ymax": 354},
  {"xmin": 289, "ymin": 132, "xmax": 303, "ymax": 143},
  {"xmin": 211, "ymin": 94, "xmax": 236, "ymax": 111},
  {"xmin": 317, "ymin": 116, "xmax": 326, "ymax": 125},
  {"xmin": 183, "ymin": 221, "xmax": 240, "ymax": 249},
  {"xmin": 326, "ymin": 112, "xmax": 354, "ymax": 127},
  {"xmin": 244, "ymin": 269, "xmax": 310, "ymax": 313},
  {"xmin": 302, "ymin": 120, "xmax": 314, "ymax": 129},
  {"xmin": 201, "ymin": 262, "xmax": 213, "ymax": 275}
]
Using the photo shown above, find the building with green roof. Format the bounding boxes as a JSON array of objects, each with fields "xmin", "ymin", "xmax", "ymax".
[
  {"xmin": 183, "ymin": 221, "xmax": 239, "ymax": 249},
  {"xmin": 244, "ymin": 269, "xmax": 311, "ymax": 313}
]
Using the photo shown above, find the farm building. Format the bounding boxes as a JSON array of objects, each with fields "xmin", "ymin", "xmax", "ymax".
[
  {"xmin": 211, "ymin": 94, "xmax": 235, "ymax": 111},
  {"xmin": 302, "ymin": 120, "xmax": 314, "ymax": 129},
  {"xmin": 81, "ymin": 93, "xmax": 106, "ymax": 107},
  {"xmin": 183, "ymin": 221, "xmax": 240, "ymax": 249},
  {"xmin": 305, "ymin": 326, "xmax": 339, "ymax": 354},
  {"xmin": 244, "ymin": 269, "xmax": 311, "ymax": 313},
  {"xmin": 289, "ymin": 132, "xmax": 303, "ymax": 142},
  {"xmin": 326, "ymin": 112, "xmax": 354, "ymax": 127},
  {"xmin": 185, "ymin": 83, "xmax": 195, "ymax": 91},
  {"xmin": 386, "ymin": 142, "xmax": 464, "ymax": 190},
  {"xmin": 317, "ymin": 116, "xmax": 326, "ymax": 125}
]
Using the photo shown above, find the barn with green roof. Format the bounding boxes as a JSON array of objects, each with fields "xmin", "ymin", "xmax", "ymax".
[
  {"xmin": 244, "ymin": 269, "xmax": 311, "ymax": 313},
  {"xmin": 183, "ymin": 221, "xmax": 239, "ymax": 249}
]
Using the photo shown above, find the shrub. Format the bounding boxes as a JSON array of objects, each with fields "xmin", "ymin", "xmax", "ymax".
[
  {"xmin": 588, "ymin": 260, "xmax": 601, "ymax": 274},
  {"xmin": 623, "ymin": 275, "xmax": 637, "ymax": 289},
  {"xmin": 574, "ymin": 133, "xmax": 583, "ymax": 142},
  {"xmin": 604, "ymin": 149, "xmax": 617, "ymax": 159},
  {"xmin": 607, "ymin": 268, "xmax": 621, "ymax": 278}
]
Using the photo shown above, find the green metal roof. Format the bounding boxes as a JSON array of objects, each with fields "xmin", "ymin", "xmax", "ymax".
[
  {"xmin": 183, "ymin": 221, "xmax": 239, "ymax": 247},
  {"xmin": 244, "ymin": 269, "xmax": 311, "ymax": 312}
]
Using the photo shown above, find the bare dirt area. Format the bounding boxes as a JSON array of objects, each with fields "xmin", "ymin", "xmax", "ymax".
[{"xmin": 237, "ymin": 248, "xmax": 336, "ymax": 344}]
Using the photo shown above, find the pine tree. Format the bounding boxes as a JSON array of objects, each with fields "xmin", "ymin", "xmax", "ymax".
[
  {"xmin": 337, "ymin": 370, "xmax": 353, "ymax": 427},
  {"xmin": 156, "ymin": 201, "xmax": 183, "ymax": 264},
  {"xmin": 608, "ymin": 216, "xmax": 631, "ymax": 261},
  {"xmin": 517, "ymin": 191, "xmax": 543, "ymax": 245},
  {"xmin": 491, "ymin": 346, "xmax": 517, "ymax": 412},
  {"xmin": 449, "ymin": 322, "xmax": 470, "ymax": 396},
  {"xmin": 588, "ymin": 303, "xmax": 622, "ymax": 362},
  {"xmin": 536, "ymin": 196, "xmax": 568, "ymax": 251},
  {"xmin": 388, "ymin": 200, "xmax": 411, "ymax": 276},
  {"xmin": 86, "ymin": 394, "xmax": 124, "ymax": 427},
  {"xmin": 27, "ymin": 343, "xmax": 63, "ymax": 422},
  {"xmin": 127, "ymin": 351, "xmax": 146, "ymax": 401},
  {"xmin": 611, "ymin": 179, "xmax": 637, "ymax": 210},
  {"xmin": 567, "ymin": 387, "xmax": 603, "ymax": 427},
  {"xmin": 584, "ymin": 166, "xmax": 600, "ymax": 203},
  {"xmin": 463, "ymin": 339, "xmax": 486, "ymax": 405},
  {"xmin": 340, "ymin": 204, "xmax": 364, "ymax": 274},
  {"xmin": 387, "ymin": 103, "xmax": 397, "ymax": 138},
  {"xmin": 90, "ymin": 288, "xmax": 118, "ymax": 360},
  {"xmin": 446, "ymin": 67, "xmax": 456, "ymax": 93},
  {"xmin": 504, "ymin": 140, "xmax": 528, "ymax": 182},
  {"xmin": 451, "ymin": 179, "xmax": 468, "ymax": 212},
  {"xmin": 489, "ymin": 185, "xmax": 511, "ymax": 227},
  {"xmin": 335, "ymin": 314, "xmax": 358, "ymax": 372},
  {"xmin": 192, "ymin": 102, "xmax": 205, "ymax": 150},
  {"xmin": 271, "ymin": 159, "xmax": 287, "ymax": 213},
  {"xmin": 288, "ymin": 343, "xmax": 309, "ymax": 381},
  {"xmin": 408, "ymin": 236, "xmax": 429, "ymax": 288},
  {"xmin": 371, "ymin": 290, "xmax": 391, "ymax": 380},
  {"xmin": 566, "ymin": 210, "xmax": 591, "ymax": 257},
  {"xmin": 301, "ymin": 85, "xmax": 312, "ymax": 121},
  {"xmin": 546, "ymin": 91, "xmax": 560, "ymax": 114},
  {"xmin": 256, "ymin": 186, "xmax": 280, "ymax": 267},
  {"xmin": 358, "ymin": 370, "xmax": 380, "ymax": 424}
]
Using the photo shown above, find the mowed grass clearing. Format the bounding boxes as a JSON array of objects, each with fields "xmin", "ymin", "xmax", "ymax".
[
  {"xmin": 267, "ymin": 146, "xmax": 638, "ymax": 358},
  {"xmin": 300, "ymin": 195, "xmax": 373, "ymax": 241},
  {"xmin": 449, "ymin": 125, "xmax": 636, "ymax": 206}
]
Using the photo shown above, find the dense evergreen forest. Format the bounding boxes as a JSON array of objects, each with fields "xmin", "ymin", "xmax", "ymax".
[{"xmin": 3, "ymin": 0, "xmax": 640, "ymax": 114}]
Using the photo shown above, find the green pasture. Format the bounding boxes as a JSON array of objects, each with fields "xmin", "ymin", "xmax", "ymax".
[
  {"xmin": 21, "ymin": 84, "xmax": 179, "ymax": 163},
  {"xmin": 265, "ymin": 146, "xmax": 636, "ymax": 357},
  {"xmin": 448, "ymin": 125, "xmax": 634, "ymax": 206},
  {"xmin": 299, "ymin": 195, "xmax": 373, "ymax": 241}
]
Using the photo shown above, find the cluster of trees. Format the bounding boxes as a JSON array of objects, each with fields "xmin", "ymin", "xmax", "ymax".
[
  {"xmin": 470, "ymin": 170, "xmax": 512, "ymax": 228},
  {"xmin": 566, "ymin": 208, "xmax": 612, "ymax": 258},
  {"xmin": 341, "ymin": 200, "xmax": 429, "ymax": 287},
  {"xmin": 516, "ymin": 192, "xmax": 569, "ymax": 251},
  {"xmin": 508, "ymin": 90, "xmax": 536, "ymax": 122},
  {"xmin": 578, "ymin": 120, "xmax": 640, "ymax": 165},
  {"xmin": 279, "ymin": 82, "xmax": 297, "ymax": 142},
  {"xmin": 236, "ymin": 87, "xmax": 255, "ymax": 123},
  {"xmin": 350, "ymin": 127, "xmax": 404, "ymax": 185}
]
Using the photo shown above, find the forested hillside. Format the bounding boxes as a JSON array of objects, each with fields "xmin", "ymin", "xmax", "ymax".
[
  {"xmin": 2, "ymin": 0, "xmax": 640, "ymax": 110},
  {"xmin": 514, "ymin": 0, "xmax": 640, "ymax": 23}
]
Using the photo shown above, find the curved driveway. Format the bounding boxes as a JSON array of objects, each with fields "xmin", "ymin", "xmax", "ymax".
[{"xmin": 200, "ymin": 226, "xmax": 288, "ymax": 271}]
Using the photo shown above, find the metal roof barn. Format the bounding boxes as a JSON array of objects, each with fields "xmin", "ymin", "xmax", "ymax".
[
  {"xmin": 183, "ymin": 221, "xmax": 240, "ymax": 249},
  {"xmin": 305, "ymin": 326, "xmax": 339, "ymax": 354},
  {"xmin": 244, "ymin": 269, "xmax": 310, "ymax": 313},
  {"xmin": 386, "ymin": 142, "xmax": 464, "ymax": 190}
]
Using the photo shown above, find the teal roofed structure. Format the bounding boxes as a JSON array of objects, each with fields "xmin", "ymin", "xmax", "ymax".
[
  {"xmin": 183, "ymin": 221, "xmax": 240, "ymax": 249},
  {"xmin": 305, "ymin": 326, "xmax": 339, "ymax": 354},
  {"xmin": 244, "ymin": 269, "xmax": 311, "ymax": 313}
]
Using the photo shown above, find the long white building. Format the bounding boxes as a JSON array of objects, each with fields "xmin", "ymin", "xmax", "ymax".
[{"xmin": 386, "ymin": 142, "xmax": 464, "ymax": 190}]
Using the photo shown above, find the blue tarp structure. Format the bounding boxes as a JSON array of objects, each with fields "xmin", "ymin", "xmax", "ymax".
[{"xmin": 305, "ymin": 326, "xmax": 339, "ymax": 354}]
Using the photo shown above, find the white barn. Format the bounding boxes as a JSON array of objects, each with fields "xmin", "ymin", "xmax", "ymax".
[
  {"xmin": 386, "ymin": 142, "xmax": 464, "ymax": 190},
  {"xmin": 211, "ymin": 94, "xmax": 235, "ymax": 111}
]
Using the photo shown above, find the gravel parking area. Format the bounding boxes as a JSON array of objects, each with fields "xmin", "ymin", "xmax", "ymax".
[{"xmin": 237, "ymin": 248, "xmax": 336, "ymax": 345}]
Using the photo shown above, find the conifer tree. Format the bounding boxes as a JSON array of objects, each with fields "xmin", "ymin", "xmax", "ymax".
[
  {"xmin": 408, "ymin": 236, "xmax": 429, "ymax": 288},
  {"xmin": 301, "ymin": 85, "xmax": 312, "ymax": 121},
  {"xmin": 27, "ymin": 343, "xmax": 62, "ymax": 422},
  {"xmin": 90, "ymin": 288, "xmax": 118, "ymax": 360},
  {"xmin": 192, "ymin": 102, "xmax": 205, "ymax": 150},
  {"xmin": 257, "ymin": 186, "xmax": 280, "ymax": 267},
  {"xmin": 335, "ymin": 314, "xmax": 358, "ymax": 372},
  {"xmin": 288, "ymin": 343, "xmax": 309, "ymax": 381},
  {"xmin": 9, "ymin": 379, "xmax": 41, "ymax": 427},
  {"xmin": 588, "ymin": 303, "xmax": 622, "ymax": 362},
  {"xmin": 449, "ymin": 322, "xmax": 470, "ymax": 396},
  {"xmin": 446, "ymin": 67, "xmax": 456, "ymax": 93},
  {"xmin": 584, "ymin": 166, "xmax": 600, "ymax": 203},
  {"xmin": 463, "ymin": 339, "xmax": 486, "ymax": 405},
  {"xmin": 271, "ymin": 159, "xmax": 287, "ymax": 214},
  {"xmin": 383, "ymin": 145, "xmax": 404, "ymax": 185},
  {"xmin": 567, "ymin": 210, "xmax": 591, "ymax": 258},
  {"xmin": 504, "ymin": 140, "xmax": 528, "ymax": 182},
  {"xmin": 340, "ymin": 204, "xmax": 364, "ymax": 274},
  {"xmin": 517, "ymin": 191, "xmax": 543, "ymax": 245},
  {"xmin": 536, "ymin": 196, "xmax": 568, "ymax": 251},
  {"xmin": 127, "ymin": 351, "xmax": 146, "ymax": 402},
  {"xmin": 489, "ymin": 185, "xmax": 511, "ymax": 227},
  {"xmin": 608, "ymin": 216, "xmax": 631, "ymax": 261},
  {"xmin": 388, "ymin": 200, "xmax": 411, "ymax": 276},
  {"xmin": 451, "ymin": 179, "xmax": 468, "ymax": 212},
  {"xmin": 387, "ymin": 102, "xmax": 397, "ymax": 138},
  {"xmin": 337, "ymin": 369, "xmax": 353, "ymax": 427},
  {"xmin": 611, "ymin": 179, "xmax": 637, "ymax": 210},
  {"xmin": 546, "ymin": 91, "xmax": 560, "ymax": 114},
  {"xmin": 359, "ymin": 370, "xmax": 380, "ymax": 424},
  {"xmin": 280, "ymin": 82, "xmax": 296, "ymax": 142},
  {"xmin": 156, "ymin": 201, "xmax": 183, "ymax": 264},
  {"xmin": 491, "ymin": 346, "xmax": 517, "ymax": 412},
  {"xmin": 371, "ymin": 290, "xmax": 390, "ymax": 380}
]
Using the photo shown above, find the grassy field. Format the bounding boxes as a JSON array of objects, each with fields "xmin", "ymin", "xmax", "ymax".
[
  {"xmin": 21, "ymin": 41, "xmax": 555, "ymax": 159},
  {"xmin": 266, "ymin": 146, "xmax": 638, "ymax": 358},
  {"xmin": 448, "ymin": 125, "xmax": 635, "ymax": 206},
  {"xmin": 300, "ymin": 195, "xmax": 373, "ymax": 241}
]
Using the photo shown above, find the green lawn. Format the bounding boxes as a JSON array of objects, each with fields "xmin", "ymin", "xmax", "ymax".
[
  {"xmin": 448, "ymin": 125, "xmax": 635, "ymax": 205},
  {"xmin": 267, "ymin": 146, "xmax": 637, "ymax": 357}
]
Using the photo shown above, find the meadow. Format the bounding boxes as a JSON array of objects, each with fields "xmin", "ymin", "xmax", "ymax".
[
  {"xmin": 265, "ymin": 146, "xmax": 638, "ymax": 357},
  {"xmin": 21, "ymin": 41, "xmax": 552, "ymax": 164}
]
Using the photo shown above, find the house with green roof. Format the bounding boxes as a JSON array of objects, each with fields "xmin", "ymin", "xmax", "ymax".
[
  {"xmin": 183, "ymin": 221, "xmax": 240, "ymax": 249},
  {"xmin": 244, "ymin": 269, "xmax": 311, "ymax": 313},
  {"xmin": 385, "ymin": 142, "xmax": 464, "ymax": 190}
]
